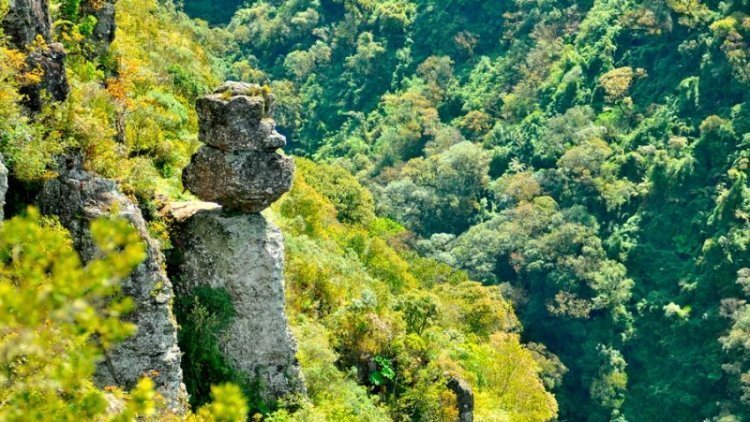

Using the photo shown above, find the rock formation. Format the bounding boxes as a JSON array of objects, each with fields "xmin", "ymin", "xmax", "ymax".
[
  {"xmin": 182, "ymin": 82, "xmax": 293, "ymax": 213},
  {"xmin": 0, "ymin": 155, "xmax": 7, "ymax": 221},
  {"xmin": 174, "ymin": 81, "xmax": 304, "ymax": 402},
  {"xmin": 22, "ymin": 42, "xmax": 68, "ymax": 109},
  {"xmin": 2, "ymin": 0, "xmax": 52, "ymax": 48},
  {"xmin": 447, "ymin": 376, "xmax": 474, "ymax": 422},
  {"xmin": 169, "ymin": 203, "xmax": 306, "ymax": 402},
  {"xmin": 39, "ymin": 156, "xmax": 187, "ymax": 412},
  {"xmin": 80, "ymin": 0, "xmax": 117, "ymax": 57},
  {"xmin": 2, "ymin": 0, "xmax": 69, "ymax": 110}
]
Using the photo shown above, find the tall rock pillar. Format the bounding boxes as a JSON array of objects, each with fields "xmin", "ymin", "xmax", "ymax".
[{"xmin": 172, "ymin": 82, "xmax": 305, "ymax": 403}]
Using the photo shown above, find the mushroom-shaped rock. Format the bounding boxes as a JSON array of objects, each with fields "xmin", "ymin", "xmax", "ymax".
[
  {"xmin": 182, "ymin": 146, "xmax": 293, "ymax": 213},
  {"xmin": 182, "ymin": 82, "xmax": 294, "ymax": 213}
]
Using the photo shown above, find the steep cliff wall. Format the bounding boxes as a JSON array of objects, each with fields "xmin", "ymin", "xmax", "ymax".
[{"xmin": 39, "ymin": 157, "xmax": 187, "ymax": 411}]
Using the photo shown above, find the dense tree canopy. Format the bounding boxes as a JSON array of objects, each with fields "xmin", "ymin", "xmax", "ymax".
[
  {"xmin": 179, "ymin": 0, "xmax": 750, "ymax": 419},
  {"xmin": 1, "ymin": 0, "xmax": 748, "ymax": 418}
]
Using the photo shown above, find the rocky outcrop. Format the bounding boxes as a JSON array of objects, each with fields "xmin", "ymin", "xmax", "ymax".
[
  {"xmin": 169, "ymin": 202, "xmax": 306, "ymax": 402},
  {"xmin": 21, "ymin": 42, "xmax": 69, "ymax": 110},
  {"xmin": 174, "ymin": 82, "xmax": 304, "ymax": 403},
  {"xmin": 0, "ymin": 155, "xmax": 7, "ymax": 221},
  {"xmin": 80, "ymin": 0, "xmax": 117, "ymax": 56},
  {"xmin": 447, "ymin": 376, "xmax": 474, "ymax": 422},
  {"xmin": 182, "ymin": 82, "xmax": 293, "ymax": 213},
  {"xmin": 181, "ymin": 146, "xmax": 293, "ymax": 214},
  {"xmin": 2, "ymin": 0, "xmax": 52, "ymax": 47},
  {"xmin": 38, "ymin": 156, "xmax": 187, "ymax": 411},
  {"xmin": 2, "ymin": 0, "xmax": 69, "ymax": 110}
]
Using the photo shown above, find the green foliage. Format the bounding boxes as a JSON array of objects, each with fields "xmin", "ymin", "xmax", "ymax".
[
  {"xmin": 176, "ymin": 286, "xmax": 237, "ymax": 408},
  {"xmin": 0, "ymin": 208, "xmax": 145, "ymax": 420},
  {"xmin": 296, "ymin": 158, "xmax": 376, "ymax": 226},
  {"xmin": 271, "ymin": 159, "xmax": 558, "ymax": 420},
  {"xmin": 0, "ymin": 209, "xmax": 250, "ymax": 421},
  {"xmin": 185, "ymin": 0, "xmax": 750, "ymax": 418},
  {"xmin": 60, "ymin": 0, "xmax": 81, "ymax": 20},
  {"xmin": 368, "ymin": 356, "xmax": 396, "ymax": 387},
  {"xmin": 4, "ymin": 0, "xmax": 749, "ymax": 418}
]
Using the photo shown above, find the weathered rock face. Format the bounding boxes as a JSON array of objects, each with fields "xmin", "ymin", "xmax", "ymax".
[
  {"xmin": 80, "ymin": 0, "xmax": 117, "ymax": 56},
  {"xmin": 447, "ymin": 376, "xmax": 474, "ymax": 422},
  {"xmin": 2, "ymin": 0, "xmax": 52, "ymax": 47},
  {"xmin": 195, "ymin": 86, "xmax": 281, "ymax": 151},
  {"xmin": 38, "ymin": 157, "xmax": 187, "ymax": 412},
  {"xmin": 169, "ymin": 202, "xmax": 306, "ymax": 402},
  {"xmin": 21, "ymin": 42, "xmax": 69, "ymax": 109},
  {"xmin": 182, "ymin": 82, "xmax": 293, "ymax": 213},
  {"xmin": 2, "ymin": 0, "xmax": 69, "ymax": 110},
  {"xmin": 182, "ymin": 147, "xmax": 293, "ymax": 213},
  {"xmin": 0, "ymin": 155, "xmax": 7, "ymax": 221}
]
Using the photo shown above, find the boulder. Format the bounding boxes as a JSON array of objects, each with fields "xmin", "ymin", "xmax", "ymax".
[
  {"xmin": 192, "ymin": 82, "xmax": 286, "ymax": 152},
  {"xmin": 183, "ymin": 81, "xmax": 294, "ymax": 213},
  {"xmin": 169, "ymin": 202, "xmax": 306, "ymax": 402},
  {"xmin": 196, "ymin": 94, "xmax": 276, "ymax": 151},
  {"xmin": 38, "ymin": 156, "xmax": 187, "ymax": 412},
  {"xmin": 182, "ymin": 146, "xmax": 293, "ymax": 214}
]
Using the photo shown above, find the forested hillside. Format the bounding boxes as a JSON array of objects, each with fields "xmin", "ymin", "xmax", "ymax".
[
  {"xmin": 0, "ymin": 0, "xmax": 559, "ymax": 420},
  {"xmin": 1, "ymin": 0, "xmax": 749, "ymax": 419},
  {"xmin": 181, "ymin": 0, "xmax": 750, "ymax": 420}
]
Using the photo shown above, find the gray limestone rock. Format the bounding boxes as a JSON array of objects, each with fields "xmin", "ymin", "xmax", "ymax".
[
  {"xmin": 182, "ymin": 146, "xmax": 293, "ymax": 214},
  {"xmin": 195, "ymin": 82, "xmax": 283, "ymax": 151},
  {"xmin": 80, "ymin": 0, "xmax": 117, "ymax": 56},
  {"xmin": 38, "ymin": 157, "xmax": 187, "ymax": 412},
  {"xmin": 169, "ymin": 202, "xmax": 306, "ymax": 402},
  {"xmin": 0, "ymin": 155, "xmax": 7, "ymax": 221}
]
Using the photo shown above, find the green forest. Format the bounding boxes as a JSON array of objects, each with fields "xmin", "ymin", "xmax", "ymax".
[{"xmin": 0, "ymin": 0, "xmax": 749, "ymax": 420}]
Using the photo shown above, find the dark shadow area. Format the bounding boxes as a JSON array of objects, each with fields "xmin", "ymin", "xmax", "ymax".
[{"xmin": 181, "ymin": 0, "xmax": 246, "ymax": 25}]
